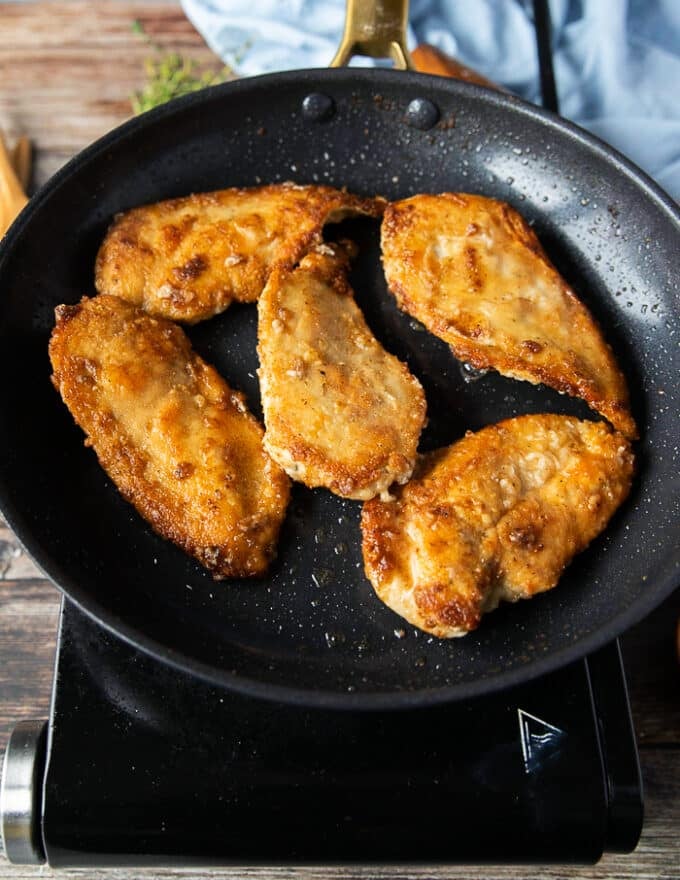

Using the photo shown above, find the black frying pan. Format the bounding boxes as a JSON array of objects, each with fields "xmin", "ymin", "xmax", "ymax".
[{"xmin": 0, "ymin": 62, "xmax": 678, "ymax": 709}]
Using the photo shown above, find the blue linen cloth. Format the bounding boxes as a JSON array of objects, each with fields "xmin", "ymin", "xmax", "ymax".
[{"xmin": 181, "ymin": 0, "xmax": 680, "ymax": 200}]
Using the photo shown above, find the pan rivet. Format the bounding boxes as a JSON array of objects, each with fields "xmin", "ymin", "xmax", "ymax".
[
  {"xmin": 302, "ymin": 93, "xmax": 335, "ymax": 122},
  {"xmin": 406, "ymin": 98, "xmax": 440, "ymax": 130}
]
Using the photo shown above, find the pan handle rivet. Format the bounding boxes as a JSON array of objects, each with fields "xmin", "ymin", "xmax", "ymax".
[
  {"xmin": 302, "ymin": 93, "xmax": 336, "ymax": 122},
  {"xmin": 405, "ymin": 98, "xmax": 440, "ymax": 130}
]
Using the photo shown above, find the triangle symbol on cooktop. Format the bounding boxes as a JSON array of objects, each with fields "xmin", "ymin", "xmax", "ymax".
[{"xmin": 518, "ymin": 708, "xmax": 567, "ymax": 774}]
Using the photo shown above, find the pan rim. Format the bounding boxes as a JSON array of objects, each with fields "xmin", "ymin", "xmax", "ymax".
[
  {"xmin": 7, "ymin": 517, "xmax": 680, "ymax": 710},
  {"xmin": 1, "ymin": 67, "xmax": 678, "ymax": 709},
  {"xmin": 3, "ymin": 66, "xmax": 680, "ymax": 254}
]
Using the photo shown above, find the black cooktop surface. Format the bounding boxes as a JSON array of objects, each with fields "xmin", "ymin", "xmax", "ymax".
[{"xmin": 33, "ymin": 600, "xmax": 642, "ymax": 867}]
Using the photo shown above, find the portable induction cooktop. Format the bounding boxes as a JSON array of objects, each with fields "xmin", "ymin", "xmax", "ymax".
[
  {"xmin": 0, "ymin": 1, "xmax": 646, "ymax": 868},
  {"xmin": 1, "ymin": 600, "xmax": 642, "ymax": 867}
]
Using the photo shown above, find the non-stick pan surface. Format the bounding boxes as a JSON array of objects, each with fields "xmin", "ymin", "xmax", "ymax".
[{"xmin": 0, "ymin": 70, "xmax": 678, "ymax": 708}]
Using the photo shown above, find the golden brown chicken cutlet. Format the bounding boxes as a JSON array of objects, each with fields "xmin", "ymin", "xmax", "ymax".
[
  {"xmin": 381, "ymin": 193, "xmax": 637, "ymax": 439},
  {"xmin": 49, "ymin": 294, "xmax": 290, "ymax": 578},
  {"xmin": 361, "ymin": 414, "xmax": 634, "ymax": 637},
  {"xmin": 95, "ymin": 182, "xmax": 385, "ymax": 324},
  {"xmin": 257, "ymin": 242, "xmax": 427, "ymax": 500}
]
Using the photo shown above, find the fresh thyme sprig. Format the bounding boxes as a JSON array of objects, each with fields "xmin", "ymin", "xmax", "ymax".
[{"xmin": 130, "ymin": 20, "xmax": 233, "ymax": 114}]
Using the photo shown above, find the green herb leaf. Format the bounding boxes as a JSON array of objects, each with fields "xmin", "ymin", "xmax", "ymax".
[{"xmin": 130, "ymin": 20, "xmax": 234, "ymax": 114}]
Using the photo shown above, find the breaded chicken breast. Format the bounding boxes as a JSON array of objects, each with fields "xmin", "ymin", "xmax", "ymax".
[
  {"xmin": 257, "ymin": 242, "xmax": 427, "ymax": 500},
  {"xmin": 95, "ymin": 183, "xmax": 385, "ymax": 324},
  {"xmin": 49, "ymin": 295, "xmax": 290, "ymax": 578},
  {"xmin": 381, "ymin": 193, "xmax": 637, "ymax": 439},
  {"xmin": 361, "ymin": 414, "xmax": 634, "ymax": 637}
]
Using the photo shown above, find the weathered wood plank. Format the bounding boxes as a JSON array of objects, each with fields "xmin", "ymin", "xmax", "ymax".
[
  {"xmin": 0, "ymin": 580, "xmax": 61, "ymax": 747},
  {"xmin": 0, "ymin": 520, "xmax": 41, "ymax": 580},
  {"xmin": 0, "ymin": 3, "xmax": 208, "ymax": 48},
  {"xmin": 0, "ymin": 2, "xmax": 224, "ymax": 188}
]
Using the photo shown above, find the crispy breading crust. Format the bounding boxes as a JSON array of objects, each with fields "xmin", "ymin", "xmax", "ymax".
[
  {"xmin": 381, "ymin": 193, "xmax": 637, "ymax": 439},
  {"xmin": 95, "ymin": 182, "xmax": 386, "ymax": 324},
  {"xmin": 257, "ymin": 243, "xmax": 427, "ymax": 500},
  {"xmin": 361, "ymin": 414, "xmax": 634, "ymax": 637},
  {"xmin": 49, "ymin": 295, "xmax": 290, "ymax": 578}
]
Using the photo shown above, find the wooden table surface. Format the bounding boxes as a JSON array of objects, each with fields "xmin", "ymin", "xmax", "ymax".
[{"xmin": 1, "ymin": 3, "xmax": 679, "ymax": 878}]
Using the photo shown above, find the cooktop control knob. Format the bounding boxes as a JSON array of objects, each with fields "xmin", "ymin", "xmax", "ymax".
[{"xmin": 0, "ymin": 720, "xmax": 47, "ymax": 865}]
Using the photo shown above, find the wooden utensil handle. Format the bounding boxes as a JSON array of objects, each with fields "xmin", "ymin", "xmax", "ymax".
[
  {"xmin": 10, "ymin": 136, "xmax": 32, "ymax": 192},
  {"xmin": 0, "ymin": 132, "xmax": 29, "ymax": 236},
  {"xmin": 412, "ymin": 43, "xmax": 503, "ymax": 90}
]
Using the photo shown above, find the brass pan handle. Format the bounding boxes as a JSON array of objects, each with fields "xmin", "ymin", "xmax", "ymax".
[{"xmin": 330, "ymin": 0, "xmax": 415, "ymax": 70}]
